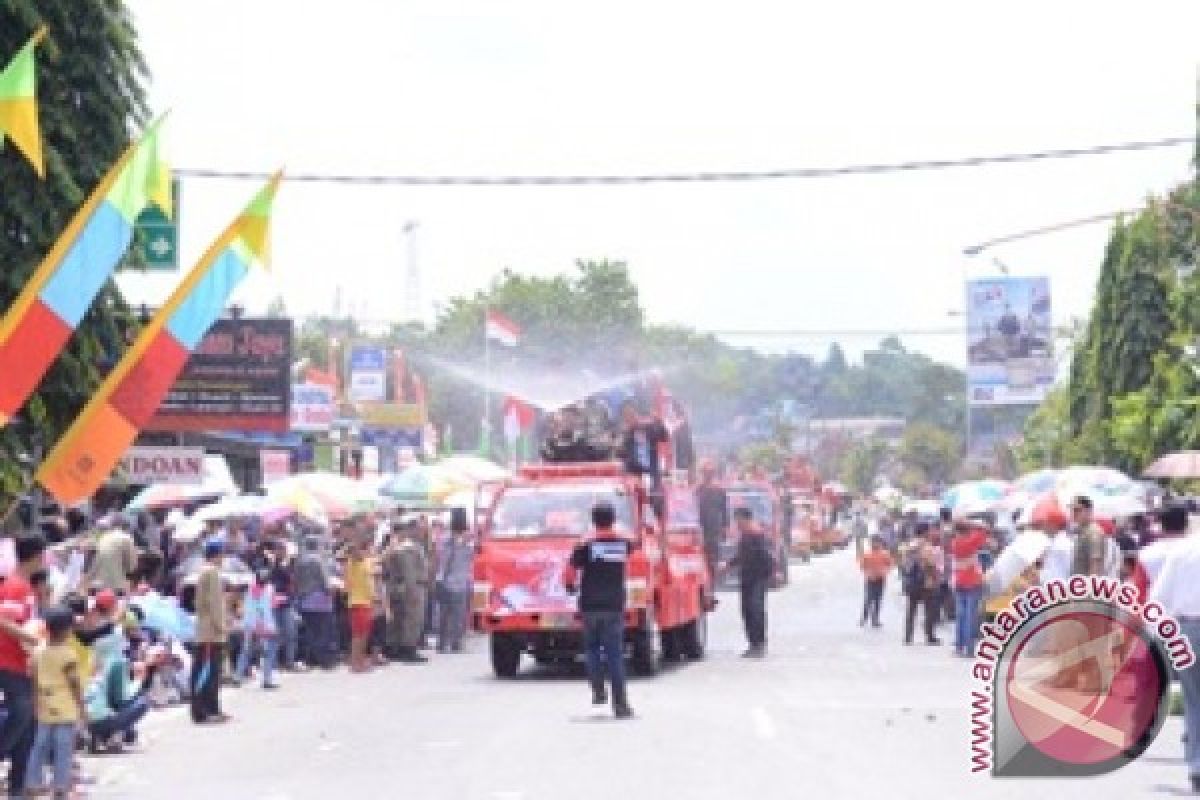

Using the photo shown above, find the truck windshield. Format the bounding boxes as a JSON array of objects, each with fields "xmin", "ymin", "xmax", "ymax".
[
  {"xmin": 728, "ymin": 491, "xmax": 774, "ymax": 526},
  {"xmin": 489, "ymin": 485, "xmax": 634, "ymax": 539}
]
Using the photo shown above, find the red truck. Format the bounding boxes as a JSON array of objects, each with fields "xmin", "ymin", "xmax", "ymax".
[{"xmin": 471, "ymin": 463, "xmax": 711, "ymax": 678}]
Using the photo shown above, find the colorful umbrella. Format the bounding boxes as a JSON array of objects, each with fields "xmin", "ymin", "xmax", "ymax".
[
  {"xmin": 192, "ymin": 494, "xmax": 298, "ymax": 526},
  {"xmin": 941, "ymin": 480, "xmax": 1010, "ymax": 515},
  {"xmin": 438, "ymin": 455, "xmax": 510, "ymax": 483},
  {"xmin": 1144, "ymin": 451, "xmax": 1200, "ymax": 480},
  {"xmin": 379, "ymin": 465, "xmax": 469, "ymax": 506},
  {"xmin": 266, "ymin": 472, "xmax": 383, "ymax": 519},
  {"xmin": 1014, "ymin": 468, "xmax": 1059, "ymax": 496}
]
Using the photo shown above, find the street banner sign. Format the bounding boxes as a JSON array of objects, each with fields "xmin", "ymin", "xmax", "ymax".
[
  {"xmin": 118, "ymin": 446, "xmax": 205, "ymax": 485},
  {"xmin": 348, "ymin": 345, "xmax": 387, "ymax": 403},
  {"xmin": 291, "ymin": 383, "xmax": 335, "ymax": 431},
  {"xmin": 966, "ymin": 277, "xmax": 1055, "ymax": 406},
  {"xmin": 259, "ymin": 449, "xmax": 291, "ymax": 485},
  {"xmin": 149, "ymin": 317, "xmax": 292, "ymax": 432},
  {"xmin": 132, "ymin": 177, "xmax": 181, "ymax": 270}
]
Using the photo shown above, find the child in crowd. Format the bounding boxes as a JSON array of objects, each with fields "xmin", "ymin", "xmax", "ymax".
[
  {"xmin": 857, "ymin": 535, "xmax": 894, "ymax": 628},
  {"xmin": 28, "ymin": 607, "xmax": 87, "ymax": 800},
  {"xmin": 234, "ymin": 570, "xmax": 280, "ymax": 689}
]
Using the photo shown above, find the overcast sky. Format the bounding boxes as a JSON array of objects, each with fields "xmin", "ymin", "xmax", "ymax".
[{"xmin": 117, "ymin": 0, "xmax": 1200, "ymax": 366}]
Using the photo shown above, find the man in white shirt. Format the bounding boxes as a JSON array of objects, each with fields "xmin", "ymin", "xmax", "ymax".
[
  {"xmin": 1147, "ymin": 505, "xmax": 1200, "ymax": 793},
  {"xmin": 1140, "ymin": 504, "xmax": 1190, "ymax": 586}
]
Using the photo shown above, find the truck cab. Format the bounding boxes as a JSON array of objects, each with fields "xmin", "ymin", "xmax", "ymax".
[{"xmin": 471, "ymin": 463, "xmax": 711, "ymax": 678}]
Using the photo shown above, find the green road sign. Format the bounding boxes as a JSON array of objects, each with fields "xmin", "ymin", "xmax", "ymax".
[{"xmin": 131, "ymin": 178, "xmax": 180, "ymax": 270}]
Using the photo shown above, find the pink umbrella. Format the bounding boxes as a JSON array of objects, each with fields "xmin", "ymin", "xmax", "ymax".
[{"xmin": 1144, "ymin": 451, "xmax": 1200, "ymax": 480}]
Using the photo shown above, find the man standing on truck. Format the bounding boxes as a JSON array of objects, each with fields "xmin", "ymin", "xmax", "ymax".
[
  {"xmin": 563, "ymin": 503, "xmax": 635, "ymax": 719},
  {"xmin": 723, "ymin": 508, "xmax": 775, "ymax": 658}
]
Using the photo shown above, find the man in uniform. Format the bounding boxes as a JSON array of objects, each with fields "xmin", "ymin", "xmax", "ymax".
[
  {"xmin": 563, "ymin": 503, "xmax": 635, "ymax": 719},
  {"xmin": 696, "ymin": 461, "xmax": 728, "ymax": 590},
  {"xmin": 382, "ymin": 522, "xmax": 429, "ymax": 663}
]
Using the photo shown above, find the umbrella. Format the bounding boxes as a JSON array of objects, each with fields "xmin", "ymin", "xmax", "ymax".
[
  {"xmin": 267, "ymin": 472, "xmax": 383, "ymax": 519},
  {"xmin": 1056, "ymin": 466, "xmax": 1134, "ymax": 496},
  {"xmin": 379, "ymin": 465, "xmax": 469, "ymax": 506},
  {"xmin": 988, "ymin": 530, "xmax": 1050, "ymax": 593},
  {"xmin": 438, "ymin": 455, "xmax": 510, "ymax": 483},
  {"xmin": 941, "ymin": 480, "xmax": 1010, "ymax": 515},
  {"xmin": 192, "ymin": 494, "xmax": 298, "ymax": 526},
  {"xmin": 125, "ymin": 455, "xmax": 238, "ymax": 511},
  {"xmin": 130, "ymin": 593, "xmax": 195, "ymax": 641},
  {"xmin": 1144, "ymin": 451, "xmax": 1200, "ymax": 480},
  {"xmin": 1014, "ymin": 468, "xmax": 1059, "ymax": 496}
]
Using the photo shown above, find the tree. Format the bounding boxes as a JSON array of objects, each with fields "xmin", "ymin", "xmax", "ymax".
[
  {"xmin": 898, "ymin": 422, "xmax": 961, "ymax": 487},
  {"xmin": 839, "ymin": 437, "xmax": 888, "ymax": 494},
  {"xmin": 0, "ymin": 4, "xmax": 148, "ymax": 501}
]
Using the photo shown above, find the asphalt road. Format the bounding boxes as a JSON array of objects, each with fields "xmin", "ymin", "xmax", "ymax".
[{"xmin": 87, "ymin": 548, "xmax": 1192, "ymax": 799}]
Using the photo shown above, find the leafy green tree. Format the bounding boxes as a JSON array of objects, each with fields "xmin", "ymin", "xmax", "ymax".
[
  {"xmin": 0, "ymin": 3, "xmax": 148, "ymax": 501},
  {"xmin": 839, "ymin": 437, "xmax": 889, "ymax": 494},
  {"xmin": 898, "ymin": 421, "xmax": 962, "ymax": 487}
]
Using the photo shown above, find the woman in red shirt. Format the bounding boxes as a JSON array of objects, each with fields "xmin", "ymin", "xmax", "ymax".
[{"xmin": 949, "ymin": 522, "xmax": 991, "ymax": 658}]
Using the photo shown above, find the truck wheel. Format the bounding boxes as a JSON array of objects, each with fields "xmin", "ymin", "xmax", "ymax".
[
  {"xmin": 631, "ymin": 609, "xmax": 660, "ymax": 676},
  {"xmin": 681, "ymin": 603, "xmax": 708, "ymax": 660},
  {"xmin": 490, "ymin": 634, "xmax": 521, "ymax": 679}
]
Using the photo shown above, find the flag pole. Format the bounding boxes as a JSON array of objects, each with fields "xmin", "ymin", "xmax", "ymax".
[{"xmin": 483, "ymin": 310, "xmax": 491, "ymax": 458}]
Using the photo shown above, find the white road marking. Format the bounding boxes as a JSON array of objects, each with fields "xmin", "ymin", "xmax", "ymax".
[
  {"xmin": 751, "ymin": 706, "xmax": 777, "ymax": 740},
  {"xmin": 317, "ymin": 740, "xmax": 343, "ymax": 752},
  {"xmin": 492, "ymin": 792, "xmax": 526, "ymax": 800}
]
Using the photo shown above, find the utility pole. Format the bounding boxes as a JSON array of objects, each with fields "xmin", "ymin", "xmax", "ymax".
[{"xmin": 403, "ymin": 220, "xmax": 420, "ymax": 323}]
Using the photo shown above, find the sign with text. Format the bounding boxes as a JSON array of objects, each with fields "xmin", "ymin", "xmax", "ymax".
[
  {"xmin": 259, "ymin": 449, "xmax": 291, "ymax": 485},
  {"xmin": 118, "ymin": 446, "xmax": 205, "ymax": 485},
  {"xmin": 149, "ymin": 318, "xmax": 292, "ymax": 432},
  {"xmin": 359, "ymin": 403, "xmax": 425, "ymax": 428},
  {"xmin": 348, "ymin": 345, "xmax": 387, "ymax": 403},
  {"xmin": 966, "ymin": 277, "xmax": 1054, "ymax": 407},
  {"xmin": 291, "ymin": 383, "xmax": 335, "ymax": 432}
]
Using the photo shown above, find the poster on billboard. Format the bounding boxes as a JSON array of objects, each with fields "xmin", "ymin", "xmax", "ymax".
[
  {"xmin": 150, "ymin": 318, "xmax": 292, "ymax": 432},
  {"xmin": 291, "ymin": 383, "xmax": 335, "ymax": 431},
  {"xmin": 966, "ymin": 277, "xmax": 1054, "ymax": 406},
  {"xmin": 348, "ymin": 345, "xmax": 387, "ymax": 403}
]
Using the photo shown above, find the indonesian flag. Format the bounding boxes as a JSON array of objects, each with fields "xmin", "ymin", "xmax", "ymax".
[
  {"xmin": 502, "ymin": 396, "xmax": 535, "ymax": 443},
  {"xmin": 485, "ymin": 310, "xmax": 521, "ymax": 347}
]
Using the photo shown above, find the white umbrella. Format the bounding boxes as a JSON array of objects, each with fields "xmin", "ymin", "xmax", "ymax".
[{"xmin": 988, "ymin": 530, "xmax": 1050, "ymax": 594}]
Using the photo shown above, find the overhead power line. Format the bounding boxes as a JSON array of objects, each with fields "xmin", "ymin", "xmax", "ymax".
[{"xmin": 177, "ymin": 136, "xmax": 1191, "ymax": 187}]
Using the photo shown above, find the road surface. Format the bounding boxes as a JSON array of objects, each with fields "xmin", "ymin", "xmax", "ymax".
[{"xmin": 87, "ymin": 548, "xmax": 1191, "ymax": 799}]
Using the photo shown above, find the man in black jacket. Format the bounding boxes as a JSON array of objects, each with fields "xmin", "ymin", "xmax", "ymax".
[
  {"xmin": 723, "ymin": 507, "xmax": 775, "ymax": 658},
  {"xmin": 563, "ymin": 503, "xmax": 635, "ymax": 718}
]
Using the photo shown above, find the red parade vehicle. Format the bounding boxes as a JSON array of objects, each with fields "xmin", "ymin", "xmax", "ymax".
[{"xmin": 471, "ymin": 462, "xmax": 711, "ymax": 678}]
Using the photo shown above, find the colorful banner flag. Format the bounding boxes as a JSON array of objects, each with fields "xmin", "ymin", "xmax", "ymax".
[
  {"xmin": 0, "ymin": 118, "xmax": 170, "ymax": 427},
  {"xmin": 38, "ymin": 173, "xmax": 281, "ymax": 506},
  {"xmin": 485, "ymin": 309, "xmax": 520, "ymax": 346},
  {"xmin": 0, "ymin": 26, "xmax": 48, "ymax": 177}
]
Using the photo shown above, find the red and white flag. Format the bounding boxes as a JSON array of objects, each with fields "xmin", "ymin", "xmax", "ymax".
[
  {"xmin": 502, "ymin": 395, "xmax": 535, "ymax": 443},
  {"xmin": 485, "ymin": 310, "xmax": 521, "ymax": 347}
]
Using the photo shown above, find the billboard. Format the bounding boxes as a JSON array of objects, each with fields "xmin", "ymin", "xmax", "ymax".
[
  {"xmin": 966, "ymin": 277, "xmax": 1054, "ymax": 406},
  {"xmin": 291, "ymin": 383, "xmax": 335, "ymax": 432},
  {"xmin": 348, "ymin": 345, "xmax": 387, "ymax": 403},
  {"xmin": 149, "ymin": 318, "xmax": 292, "ymax": 432}
]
